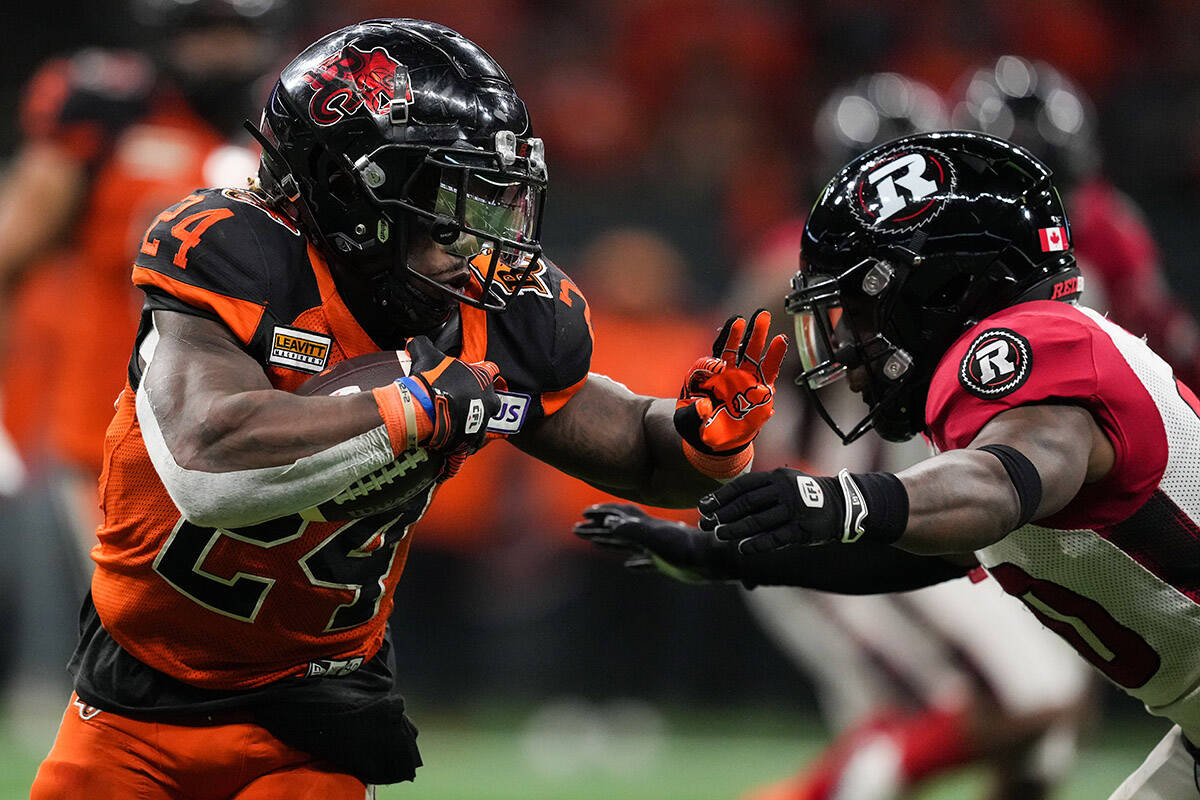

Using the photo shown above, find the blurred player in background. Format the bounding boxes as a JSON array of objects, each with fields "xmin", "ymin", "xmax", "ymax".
[
  {"xmin": 579, "ymin": 130, "xmax": 1200, "ymax": 800},
  {"xmin": 0, "ymin": 0, "xmax": 288, "ymax": 731},
  {"xmin": 734, "ymin": 74, "xmax": 1092, "ymax": 800},
  {"xmin": 30, "ymin": 18, "xmax": 787, "ymax": 796},
  {"xmin": 952, "ymin": 55, "xmax": 1200, "ymax": 390}
]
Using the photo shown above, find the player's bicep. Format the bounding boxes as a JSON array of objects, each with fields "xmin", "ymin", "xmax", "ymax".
[
  {"xmin": 968, "ymin": 402, "xmax": 1115, "ymax": 519},
  {"xmin": 138, "ymin": 310, "xmax": 399, "ymax": 528},
  {"xmin": 140, "ymin": 309, "xmax": 272, "ymax": 466},
  {"xmin": 511, "ymin": 373, "xmax": 654, "ymax": 493}
]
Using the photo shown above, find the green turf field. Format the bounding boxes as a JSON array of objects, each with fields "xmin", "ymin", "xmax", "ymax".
[{"xmin": 0, "ymin": 702, "xmax": 1168, "ymax": 799}]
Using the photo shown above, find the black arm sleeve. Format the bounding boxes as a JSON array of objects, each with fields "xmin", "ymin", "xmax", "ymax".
[{"xmin": 735, "ymin": 543, "xmax": 971, "ymax": 594}]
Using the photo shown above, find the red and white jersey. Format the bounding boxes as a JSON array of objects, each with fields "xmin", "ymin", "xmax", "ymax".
[{"xmin": 925, "ymin": 300, "xmax": 1200, "ymax": 737}]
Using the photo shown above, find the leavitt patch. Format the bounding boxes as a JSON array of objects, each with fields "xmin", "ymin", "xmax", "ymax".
[{"xmin": 270, "ymin": 326, "xmax": 332, "ymax": 373}]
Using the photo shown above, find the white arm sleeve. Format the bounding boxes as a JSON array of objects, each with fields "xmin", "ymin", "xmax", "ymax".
[{"xmin": 134, "ymin": 324, "xmax": 396, "ymax": 530}]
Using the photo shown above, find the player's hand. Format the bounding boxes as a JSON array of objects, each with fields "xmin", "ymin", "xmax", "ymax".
[
  {"xmin": 406, "ymin": 336, "xmax": 502, "ymax": 453},
  {"xmin": 574, "ymin": 503, "xmax": 739, "ymax": 583},
  {"xmin": 698, "ymin": 467, "xmax": 853, "ymax": 553},
  {"xmin": 673, "ymin": 309, "xmax": 789, "ymax": 455}
]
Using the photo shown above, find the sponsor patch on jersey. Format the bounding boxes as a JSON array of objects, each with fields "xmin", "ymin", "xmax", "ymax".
[
  {"xmin": 487, "ymin": 391, "xmax": 530, "ymax": 434},
  {"xmin": 851, "ymin": 146, "xmax": 957, "ymax": 233},
  {"xmin": 269, "ymin": 326, "xmax": 332, "ymax": 373},
  {"xmin": 958, "ymin": 328, "xmax": 1032, "ymax": 398}
]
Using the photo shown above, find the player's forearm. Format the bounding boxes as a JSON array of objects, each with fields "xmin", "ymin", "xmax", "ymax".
[
  {"xmin": 174, "ymin": 388, "xmax": 387, "ymax": 473},
  {"xmin": 139, "ymin": 384, "xmax": 399, "ymax": 528},
  {"xmin": 513, "ymin": 375, "xmax": 719, "ymax": 507},
  {"xmin": 538, "ymin": 397, "xmax": 717, "ymax": 507},
  {"xmin": 140, "ymin": 311, "xmax": 409, "ymax": 527},
  {"xmin": 636, "ymin": 398, "xmax": 722, "ymax": 506},
  {"xmin": 737, "ymin": 541, "xmax": 971, "ymax": 592},
  {"xmin": 894, "ymin": 449, "xmax": 1022, "ymax": 555}
]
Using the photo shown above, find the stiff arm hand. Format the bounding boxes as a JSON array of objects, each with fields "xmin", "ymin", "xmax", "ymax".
[
  {"xmin": 574, "ymin": 503, "xmax": 738, "ymax": 583},
  {"xmin": 674, "ymin": 309, "xmax": 789, "ymax": 456}
]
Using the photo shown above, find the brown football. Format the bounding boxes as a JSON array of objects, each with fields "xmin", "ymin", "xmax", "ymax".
[{"xmin": 294, "ymin": 351, "xmax": 443, "ymax": 521}]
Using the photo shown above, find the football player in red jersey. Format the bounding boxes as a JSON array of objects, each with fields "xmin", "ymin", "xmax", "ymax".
[
  {"xmin": 734, "ymin": 75, "xmax": 1091, "ymax": 800},
  {"xmin": 28, "ymin": 18, "xmax": 787, "ymax": 798},
  {"xmin": 578, "ymin": 130, "xmax": 1200, "ymax": 799}
]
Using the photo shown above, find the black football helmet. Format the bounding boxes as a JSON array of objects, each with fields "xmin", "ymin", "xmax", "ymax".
[
  {"xmin": 951, "ymin": 56, "xmax": 1099, "ymax": 189},
  {"xmin": 814, "ymin": 73, "xmax": 947, "ymax": 183},
  {"xmin": 251, "ymin": 19, "xmax": 547, "ymax": 339},
  {"xmin": 786, "ymin": 131, "xmax": 1082, "ymax": 443}
]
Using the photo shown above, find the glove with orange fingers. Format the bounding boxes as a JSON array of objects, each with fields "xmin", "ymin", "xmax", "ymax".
[{"xmin": 674, "ymin": 310, "xmax": 788, "ymax": 478}]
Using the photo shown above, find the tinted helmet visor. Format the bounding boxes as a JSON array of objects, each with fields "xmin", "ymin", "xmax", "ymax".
[{"xmin": 353, "ymin": 140, "xmax": 546, "ymax": 311}]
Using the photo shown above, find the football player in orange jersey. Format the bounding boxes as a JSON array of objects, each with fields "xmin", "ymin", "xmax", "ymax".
[
  {"xmin": 0, "ymin": 0, "xmax": 290, "ymax": 737},
  {"xmin": 29, "ymin": 18, "xmax": 788, "ymax": 798}
]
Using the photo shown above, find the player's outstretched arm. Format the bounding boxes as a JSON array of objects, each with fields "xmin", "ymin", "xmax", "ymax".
[
  {"xmin": 574, "ymin": 502, "xmax": 973, "ymax": 591},
  {"xmin": 896, "ymin": 403, "xmax": 1113, "ymax": 554},
  {"xmin": 700, "ymin": 403, "xmax": 1114, "ymax": 556},
  {"xmin": 138, "ymin": 310, "xmax": 496, "ymax": 527},
  {"xmin": 511, "ymin": 311, "xmax": 788, "ymax": 508},
  {"xmin": 511, "ymin": 374, "xmax": 715, "ymax": 506}
]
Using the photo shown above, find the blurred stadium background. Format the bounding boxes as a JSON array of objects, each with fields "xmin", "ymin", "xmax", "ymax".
[{"xmin": 2, "ymin": 0, "xmax": 1199, "ymax": 797}]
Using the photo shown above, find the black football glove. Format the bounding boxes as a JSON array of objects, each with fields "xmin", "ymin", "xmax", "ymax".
[
  {"xmin": 697, "ymin": 467, "xmax": 907, "ymax": 554},
  {"xmin": 406, "ymin": 335, "xmax": 502, "ymax": 454},
  {"xmin": 574, "ymin": 503, "xmax": 739, "ymax": 583}
]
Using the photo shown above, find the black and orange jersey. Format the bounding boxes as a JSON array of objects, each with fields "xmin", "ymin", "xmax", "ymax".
[{"xmin": 81, "ymin": 187, "xmax": 593, "ymax": 695}]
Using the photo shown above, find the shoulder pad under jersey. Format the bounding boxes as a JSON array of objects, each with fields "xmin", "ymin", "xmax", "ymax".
[
  {"xmin": 133, "ymin": 187, "xmax": 315, "ymax": 347},
  {"xmin": 478, "ymin": 255, "xmax": 594, "ymax": 418}
]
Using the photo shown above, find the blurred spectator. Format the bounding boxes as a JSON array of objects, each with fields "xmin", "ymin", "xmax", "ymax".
[
  {"xmin": 0, "ymin": 0, "xmax": 287, "ymax": 720},
  {"xmin": 952, "ymin": 55, "xmax": 1200, "ymax": 389}
]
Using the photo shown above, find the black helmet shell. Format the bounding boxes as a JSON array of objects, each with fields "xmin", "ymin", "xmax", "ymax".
[
  {"xmin": 256, "ymin": 19, "xmax": 547, "ymax": 341},
  {"xmin": 792, "ymin": 130, "xmax": 1080, "ymax": 442}
]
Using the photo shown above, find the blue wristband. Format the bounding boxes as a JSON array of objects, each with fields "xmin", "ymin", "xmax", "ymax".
[{"xmin": 396, "ymin": 377, "xmax": 435, "ymax": 421}]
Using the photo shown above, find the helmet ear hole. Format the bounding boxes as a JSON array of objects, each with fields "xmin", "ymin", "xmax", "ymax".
[
  {"xmin": 326, "ymin": 170, "xmax": 359, "ymax": 208},
  {"xmin": 927, "ymin": 272, "xmax": 973, "ymax": 310}
]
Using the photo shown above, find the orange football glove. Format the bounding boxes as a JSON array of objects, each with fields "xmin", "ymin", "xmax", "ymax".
[{"xmin": 674, "ymin": 309, "xmax": 789, "ymax": 455}]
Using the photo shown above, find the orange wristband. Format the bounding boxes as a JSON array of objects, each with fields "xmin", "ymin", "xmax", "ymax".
[
  {"xmin": 372, "ymin": 382, "xmax": 433, "ymax": 456},
  {"xmin": 683, "ymin": 440, "xmax": 754, "ymax": 482}
]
